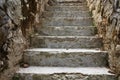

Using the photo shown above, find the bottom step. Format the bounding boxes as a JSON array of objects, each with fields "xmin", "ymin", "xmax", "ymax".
[{"xmin": 14, "ymin": 67, "xmax": 117, "ymax": 80}]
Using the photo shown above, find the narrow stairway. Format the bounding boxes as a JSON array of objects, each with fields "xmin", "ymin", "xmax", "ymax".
[{"xmin": 15, "ymin": 0, "xmax": 117, "ymax": 80}]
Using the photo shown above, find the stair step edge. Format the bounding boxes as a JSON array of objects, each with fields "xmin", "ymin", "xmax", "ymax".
[
  {"xmin": 17, "ymin": 66, "xmax": 114, "ymax": 75},
  {"xmin": 25, "ymin": 48, "xmax": 107, "ymax": 53}
]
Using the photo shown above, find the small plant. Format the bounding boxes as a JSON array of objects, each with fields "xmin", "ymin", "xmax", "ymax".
[{"xmin": 12, "ymin": 75, "xmax": 20, "ymax": 80}]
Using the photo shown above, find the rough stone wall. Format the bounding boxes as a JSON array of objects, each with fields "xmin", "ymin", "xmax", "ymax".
[
  {"xmin": 0, "ymin": 0, "xmax": 49, "ymax": 80},
  {"xmin": 86, "ymin": 0, "xmax": 120, "ymax": 74},
  {"xmin": 21, "ymin": 0, "xmax": 48, "ymax": 37},
  {"xmin": 0, "ymin": 0, "xmax": 26, "ymax": 80}
]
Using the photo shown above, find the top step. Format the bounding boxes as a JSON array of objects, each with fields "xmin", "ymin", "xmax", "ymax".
[
  {"xmin": 57, "ymin": 2, "xmax": 87, "ymax": 6},
  {"xmin": 45, "ymin": 6, "xmax": 89, "ymax": 11},
  {"xmin": 56, "ymin": 0, "xmax": 86, "ymax": 3},
  {"xmin": 52, "ymin": 0, "xmax": 87, "ymax": 6}
]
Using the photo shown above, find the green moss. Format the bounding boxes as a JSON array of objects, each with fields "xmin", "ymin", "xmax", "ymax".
[
  {"xmin": 12, "ymin": 75, "xmax": 20, "ymax": 80},
  {"xmin": 94, "ymin": 27, "xmax": 98, "ymax": 34}
]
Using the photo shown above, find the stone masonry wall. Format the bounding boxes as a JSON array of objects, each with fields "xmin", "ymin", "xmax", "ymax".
[
  {"xmin": 0, "ymin": 0, "xmax": 26, "ymax": 80},
  {"xmin": 86, "ymin": 0, "xmax": 120, "ymax": 74},
  {"xmin": 0, "ymin": 0, "xmax": 49, "ymax": 80}
]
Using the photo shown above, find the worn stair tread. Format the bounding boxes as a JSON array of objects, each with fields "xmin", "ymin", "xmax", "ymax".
[
  {"xmin": 41, "ymin": 17, "xmax": 94, "ymax": 26},
  {"xmin": 31, "ymin": 35, "xmax": 101, "ymax": 39},
  {"xmin": 16, "ymin": 67, "xmax": 117, "ymax": 80},
  {"xmin": 54, "ymin": 0, "xmax": 87, "ymax": 6},
  {"xmin": 25, "ymin": 48, "xmax": 106, "ymax": 52},
  {"xmin": 30, "ymin": 36, "xmax": 102, "ymax": 39},
  {"xmin": 56, "ymin": 2, "xmax": 87, "ymax": 6},
  {"xmin": 42, "ymin": 11, "xmax": 91, "ymax": 18},
  {"xmin": 57, "ymin": 0, "xmax": 87, "ymax": 4},
  {"xmin": 50, "ymin": 5, "xmax": 87, "ymax": 7},
  {"xmin": 24, "ymin": 48, "xmax": 108, "ymax": 67},
  {"xmin": 18, "ymin": 66, "xmax": 112, "ymax": 75},
  {"xmin": 30, "ymin": 36, "xmax": 103, "ymax": 49},
  {"xmin": 42, "ymin": 17, "xmax": 93, "ymax": 19},
  {"xmin": 35, "ymin": 26, "xmax": 97, "ymax": 36},
  {"xmin": 45, "ymin": 6, "xmax": 89, "ymax": 11},
  {"xmin": 39, "ymin": 26, "xmax": 96, "ymax": 28},
  {"xmin": 46, "ymin": 5, "xmax": 88, "ymax": 8},
  {"xmin": 56, "ymin": 0, "xmax": 85, "ymax": 2}
]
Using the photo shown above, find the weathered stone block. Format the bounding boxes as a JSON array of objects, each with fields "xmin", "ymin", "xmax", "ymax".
[
  {"xmin": 30, "ymin": 36, "xmax": 103, "ymax": 49},
  {"xmin": 24, "ymin": 49, "xmax": 108, "ymax": 67},
  {"xmin": 41, "ymin": 17, "xmax": 94, "ymax": 26},
  {"xmin": 14, "ymin": 67, "xmax": 118, "ymax": 80},
  {"xmin": 36, "ymin": 26, "xmax": 97, "ymax": 36},
  {"xmin": 42, "ymin": 11, "xmax": 91, "ymax": 18}
]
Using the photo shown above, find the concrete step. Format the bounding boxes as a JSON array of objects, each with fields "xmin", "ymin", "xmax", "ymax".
[
  {"xmin": 56, "ymin": 2, "xmax": 87, "ymax": 6},
  {"xmin": 30, "ymin": 36, "xmax": 103, "ymax": 49},
  {"xmin": 56, "ymin": 0, "xmax": 87, "ymax": 6},
  {"xmin": 56, "ymin": 0, "xmax": 85, "ymax": 2},
  {"xmin": 41, "ymin": 17, "xmax": 94, "ymax": 26},
  {"xmin": 35, "ymin": 26, "xmax": 97, "ymax": 36},
  {"xmin": 23, "ymin": 49, "xmax": 108, "ymax": 67},
  {"xmin": 15, "ymin": 67, "xmax": 117, "ymax": 80},
  {"xmin": 45, "ymin": 6, "xmax": 89, "ymax": 11},
  {"xmin": 42, "ymin": 11, "xmax": 91, "ymax": 18}
]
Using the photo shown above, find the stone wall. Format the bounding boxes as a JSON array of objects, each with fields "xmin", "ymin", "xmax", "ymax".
[
  {"xmin": 0, "ymin": 0, "xmax": 26, "ymax": 80},
  {"xmin": 86, "ymin": 0, "xmax": 120, "ymax": 74},
  {"xmin": 0, "ymin": 0, "xmax": 49, "ymax": 80}
]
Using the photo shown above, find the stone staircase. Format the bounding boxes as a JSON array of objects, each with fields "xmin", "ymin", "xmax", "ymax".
[{"xmin": 14, "ymin": 0, "xmax": 118, "ymax": 80}]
